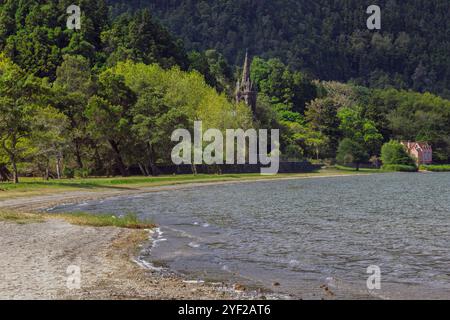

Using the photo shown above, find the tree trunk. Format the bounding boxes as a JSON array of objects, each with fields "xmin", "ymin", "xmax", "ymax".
[
  {"xmin": 74, "ymin": 140, "xmax": 84, "ymax": 169},
  {"xmin": 2, "ymin": 136, "xmax": 19, "ymax": 183},
  {"xmin": 191, "ymin": 164, "xmax": 197, "ymax": 175},
  {"xmin": 355, "ymin": 163, "xmax": 360, "ymax": 171},
  {"xmin": 109, "ymin": 140, "xmax": 128, "ymax": 177},
  {"xmin": 56, "ymin": 154, "xmax": 62, "ymax": 179},
  {"xmin": 138, "ymin": 163, "xmax": 149, "ymax": 176},
  {"xmin": 0, "ymin": 165, "xmax": 11, "ymax": 182},
  {"xmin": 11, "ymin": 159, "xmax": 19, "ymax": 184},
  {"xmin": 146, "ymin": 143, "xmax": 160, "ymax": 176}
]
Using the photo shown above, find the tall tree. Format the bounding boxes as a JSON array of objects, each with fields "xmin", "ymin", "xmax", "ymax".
[
  {"xmin": 85, "ymin": 70, "xmax": 136, "ymax": 176},
  {"xmin": 0, "ymin": 56, "xmax": 42, "ymax": 183}
]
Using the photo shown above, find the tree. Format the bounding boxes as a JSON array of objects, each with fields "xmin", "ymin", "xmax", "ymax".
[
  {"xmin": 336, "ymin": 138, "xmax": 369, "ymax": 170},
  {"xmin": 381, "ymin": 141, "xmax": 416, "ymax": 167},
  {"xmin": 129, "ymin": 0, "xmax": 450, "ymax": 99},
  {"xmin": 53, "ymin": 55, "xmax": 95, "ymax": 169},
  {"xmin": 131, "ymin": 88, "xmax": 189, "ymax": 175},
  {"xmin": 30, "ymin": 106, "xmax": 69, "ymax": 180},
  {"xmin": 293, "ymin": 125, "xmax": 328, "ymax": 160},
  {"xmin": 251, "ymin": 57, "xmax": 317, "ymax": 114},
  {"xmin": 0, "ymin": 0, "xmax": 109, "ymax": 79},
  {"xmin": 0, "ymin": 56, "xmax": 42, "ymax": 183},
  {"xmin": 338, "ymin": 106, "xmax": 383, "ymax": 157},
  {"xmin": 305, "ymin": 98, "xmax": 341, "ymax": 157},
  {"xmin": 85, "ymin": 70, "xmax": 136, "ymax": 176},
  {"xmin": 102, "ymin": 9, "xmax": 188, "ymax": 69}
]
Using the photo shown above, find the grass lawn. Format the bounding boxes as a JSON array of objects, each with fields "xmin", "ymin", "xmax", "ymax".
[
  {"xmin": 333, "ymin": 165, "xmax": 386, "ymax": 173},
  {"xmin": 0, "ymin": 211, "xmax": 155, "ymax": 229},
  {"xmin": 0, "ymin": 168, "xmax": 379, "ymax": 200}
]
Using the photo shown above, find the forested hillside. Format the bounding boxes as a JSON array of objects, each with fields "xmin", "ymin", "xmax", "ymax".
[
  {"xmin": 108, "ymin": 0, "xmax": 450, "ymax": 99},
  {"xmin": 1, "ymin": 0, "xmax": 450, "ymax": 183}
]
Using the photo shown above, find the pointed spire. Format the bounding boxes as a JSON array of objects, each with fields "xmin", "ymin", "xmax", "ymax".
[
  {"xmin": 241, "ymin": 49, "xmax": 251, "ymax": 86},
  {"xmin": 235, "ymin": 50, "xmax": 257, "ymax": 114}
]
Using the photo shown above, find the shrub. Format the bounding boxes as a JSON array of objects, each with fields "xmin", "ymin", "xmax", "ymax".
[
  {"xmin": 381, "ymin": 141, "xmax": 416, "ymax": 167},
  {"xmin": 74, "ymin": 168, "xmax": 90, "ymax": 178},
  {"xmin": 63, "ymin": 167, "xmax": 75, "ymax": 179},
  {"xmin": 336, "ymin": 138, "xmax": 369, "ymax": 170},
  {"xmin": 421, "ymin": 164, "xmax": 450, "ymax": 172},
  {"xmin": 382, "ymin": 164, "xmax": 418, "ymax": 172}
]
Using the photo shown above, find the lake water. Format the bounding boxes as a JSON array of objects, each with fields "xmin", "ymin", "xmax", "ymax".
[{"xmin": 52, "ymin": 173, "xmax": 450, "ymax": 299}]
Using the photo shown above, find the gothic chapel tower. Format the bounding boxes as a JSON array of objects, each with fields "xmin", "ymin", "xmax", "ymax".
[{"xmin": 235, "ymin": 51, "xmax": 257, "ymax": 113}]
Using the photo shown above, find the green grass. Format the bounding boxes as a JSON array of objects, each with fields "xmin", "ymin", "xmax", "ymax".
[
  {"xmin": 0, "ymin": 173, "xmax": 265, "ymax": 191},
  {"xmin": 0, "ymin": 211, "xmax": 155, "ymax": 229},
  {"xmin": 420, "ymin": 164, "xmax": 450, "ymax": 172},
  {"xmin": 0, "ymin": 168, "xmax": 385, "ymax": 200},
  {"xmin": 0, "ymin": 211, "xmax": 45, "ymax": 224},
  {"xmin": 0, "ymin": 173, "xmax": 268, "ymax": 198},
  {"xmin": 333, "ymin": 165, "xmax": 384, "ymax": 173},
  {"xmin": 382, "ymin": 164, "xmax": 418, "ymax": 172}
]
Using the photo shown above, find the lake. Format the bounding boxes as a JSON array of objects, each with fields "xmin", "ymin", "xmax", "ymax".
[{"xmin": 51, "ymin": 173, "xmax": 450, "ymax": 299}]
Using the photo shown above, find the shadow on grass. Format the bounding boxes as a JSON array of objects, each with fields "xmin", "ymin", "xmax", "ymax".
[
  {"xmin": 0, "ymin": 181, "xmax": 136, "ymax": 191},
  {"xmin": 0, "ymin": 172, "xmax": 325, "ymax": 192}
]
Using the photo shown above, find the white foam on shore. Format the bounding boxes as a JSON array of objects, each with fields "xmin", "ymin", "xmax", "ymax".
[
  {"xmin": 134, "ymin": 227, "xmax": 168, "ymax": 272},
  {"xmin": 188, "ymin": 242, "xmax": 201, "ymax": 248},
  {"xmin": 133, "ymin": 257, "xmax": 164, "ymax": 272},
  {"xmin": 183, "ymin": 280, "xmax": 205, "ymax": 284}
]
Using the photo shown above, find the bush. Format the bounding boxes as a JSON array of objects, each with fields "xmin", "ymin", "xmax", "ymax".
[
  {"xmin": 381, "ymin": 141, "xmax": 416, "ymax": 167},
  {"xmin": 336, "ymin": 138, "xmax": 369, "ymax": 170},
  {"xmin": 63, "ymin": 167, "xmax": 75, "ymax": 179},
  {"xmin": 382, "ymin": 164, "xmax": 418, "ymax": 172},
  {"xmin": 74, "ymin": 168, "xmax": 90, "ymax": 178},
  {"xmin": 420, "ymin": 164, "xmax": 450, "ymax": 172}
]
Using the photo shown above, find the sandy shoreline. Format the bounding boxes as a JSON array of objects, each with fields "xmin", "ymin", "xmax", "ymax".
[
  {"xmin": 0, "ymin": 219, "xmax": 243, "ymax": 299},
  {"xmin": 0, "ymin": 174, "xmax": 362, "ymax": 300}
]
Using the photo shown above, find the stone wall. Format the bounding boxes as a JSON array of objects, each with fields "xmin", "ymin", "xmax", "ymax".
[{"xmin": 130, "ymin": 162, "xmax": 322, "ymax": 175}]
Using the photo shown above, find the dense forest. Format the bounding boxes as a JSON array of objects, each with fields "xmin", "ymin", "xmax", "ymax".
[
  {"xmin": 109, "ymin": 0, "xmax": 450, "ymax": 99},
  {"xmin": 0, "ymin": 0, "xmax": 449, "ymax": 183}
]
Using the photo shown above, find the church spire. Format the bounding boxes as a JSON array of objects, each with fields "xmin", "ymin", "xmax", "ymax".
[
  {"xmin": 235, "ymin": 50, "xmax": 257, "ymax": 113},
  {"xmin": 241, "ymin": 50, "xmax": 251, "ymax": 87}
]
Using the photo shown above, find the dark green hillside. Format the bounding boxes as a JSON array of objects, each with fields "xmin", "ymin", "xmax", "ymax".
[{"xmin": 108, "ymin": 0, "xmax": 450, "ymax": 99}]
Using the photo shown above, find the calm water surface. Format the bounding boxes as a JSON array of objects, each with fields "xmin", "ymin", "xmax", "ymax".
[{"xmin": 52, "ymin": 173, "xmax": 450, "ymax": 299}]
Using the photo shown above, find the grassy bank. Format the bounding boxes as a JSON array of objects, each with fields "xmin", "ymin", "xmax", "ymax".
[
  {"xmin": 420, "ymin": 164, "xmax": 450, "ymax": 172},
  {"xmin": 335, "ymin": 164, "xmax": 422, "ymax": 173},
  {"xmin": 0, "ymin": 211, "xmax": 155, "ymax": 229},
  {"xmin": 333, "ymin": 165, "xmax": 384, "ymax": 173},
  {"xmin": 0, "ymin": 168, "xmax": 375, "ymax": 200}
]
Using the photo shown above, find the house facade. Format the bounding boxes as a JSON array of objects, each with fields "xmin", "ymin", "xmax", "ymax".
[{"xmin": 401, "ymin": 141, "xmax": 433, "ymax": 165}]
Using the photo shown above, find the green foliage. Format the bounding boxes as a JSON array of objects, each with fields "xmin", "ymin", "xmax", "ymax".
[
  {"xmin": 305, "ymin": 98, "xmax": 341, "ymax": 157},
  {"xmin": 251, "ymin": 57, "xmax": 317, "ymax": 114},
  {"xmin": 382, "ymin": 164, "xmax": 418, "ymax": 172},
  {"xmin": 0, "ymin": 55, "xmax": 44, "ymax": 182},
  {"xmin": 85, "ymin": 70, "xmax": 136, "ymax": 176},
  {"xmin": 336, "ymin": 138, "xmax": 369, "ymax": 170},
  {"xmin": 0, "ymin": 0, "xmax": 108, "ymax": 79},
  {"xmin": 102, "ymin": 9, "xmax": 188, "ymax": 69},
  {"xmin": 63, "ymin": 167, "xmax": 75, "ymax": 178},
  {"xmin": 74, "ymin": 168, "xmax": 90, "ymax": 178},
  {"xmin": 420, "ymin": 165, "xmax": 450, "ymax": 172},
  {"xmin": 338, "ymin": 106, "xmax": 383, "ymax": 156},
  {"xmin": 370, "ymin": 89, "xmax": 450, "ymax": 163},
  {"xmin": 114, "ymin": 0, "xmax": 450, "ymax": 99},
  {"xmin": 1, "ymin": 1, "xmax": 449, "ymax": 179},
  {"xmin": 381, "ymin": 141, "xmax": 416, "ymax": 167}
]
